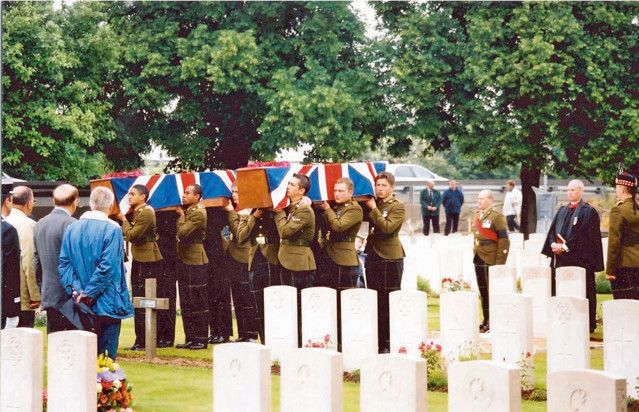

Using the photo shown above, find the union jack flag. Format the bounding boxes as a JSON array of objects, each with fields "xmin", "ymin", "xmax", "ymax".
[
  {"xmin": 265, "ymin": 162, "xmax": 381, "ymax": 209},
  {"xmin": 111, "ymin": 171, "xmax": 236, "ymax": 212}
]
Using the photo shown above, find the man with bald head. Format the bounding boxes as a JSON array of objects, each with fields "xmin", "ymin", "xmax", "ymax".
[
  {"xmin": 6, "ymin": 185, "xmax": 39, "ymax": 327},
  {"xmin": 543, "ymin": 179, "xmax": 603, "ymax": 333},
  {"xmin": 35, "ymin": 184, "xmax": 79, "ymax": 333},
  {"xmin": 472, "ymin": 189, "xmax": 509, "ymax": 333}
]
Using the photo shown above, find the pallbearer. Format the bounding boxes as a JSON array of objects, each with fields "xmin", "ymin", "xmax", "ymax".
[
  {"xmin": 318, "ymin": 177, "xmax": 363, "ymax": 348},
  {"xmin": 223, "ymin": 184, "xmax": 259, "ymax": 342},
  {"xmin": 116, "ymin": 185, "xmax": 164, "ymax": 351},
  {"xmin": 237, "ymin": 207, "xmax": 281, "ymax": 342},
  {"xmin": 174, "ymin": 184, "xmax": 209, "ymax": 350},
  {"xmin": 363, "ymin": 171, "xmax": 405, "ymax": 353}
]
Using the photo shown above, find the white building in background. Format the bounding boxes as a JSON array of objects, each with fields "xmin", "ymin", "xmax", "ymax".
[{"xmin": 142, "ymin": 144, "xmax": 172, "ymax": 174}]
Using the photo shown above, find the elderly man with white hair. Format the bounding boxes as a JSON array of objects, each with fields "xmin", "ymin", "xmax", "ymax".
[
  {"xmin": 59, "ymin": 186, "xmax": 134, "ymax": 358},
  {"xmin": 472, "ymin": 189, "xmax": 510, "ymax": 333},
  {"xmin": 542, "ymin": 179, "xmax": 603, "ymax": 333}
]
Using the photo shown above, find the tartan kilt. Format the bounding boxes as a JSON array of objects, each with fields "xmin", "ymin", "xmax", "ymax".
[
  {"xmin": 364, "ymin": 250, "xmax": 403, "ymax": 292},
  {"xmin": 611, "ymin": 266, "xmax": 639, "ymax": 300}
]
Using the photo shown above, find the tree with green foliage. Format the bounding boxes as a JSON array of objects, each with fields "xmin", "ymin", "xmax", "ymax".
[
  {"xmin": 376, "ymin": 2, "xmax": 639, "ymax": 234},
  {"xmin": 2, "ymin": 2, "xmax": 119, "ymax": 184},
  {"xmin": 102, "ymin": 1, "xmax": 387, "ymax": 171}
]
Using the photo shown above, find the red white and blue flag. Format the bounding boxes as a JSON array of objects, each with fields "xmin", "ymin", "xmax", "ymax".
[
  {"xmin": 264, "ymin": 162, "xmax": 380, "ymax": 208},
  {"xmin": 111, "ymin": 171, "xmax": 235, "ymax": 212}
]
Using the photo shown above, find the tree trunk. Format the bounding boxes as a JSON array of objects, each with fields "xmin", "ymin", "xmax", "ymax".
[{"xmin": 519, "ymin": 165, "xmax": 541, "ymax": 240}]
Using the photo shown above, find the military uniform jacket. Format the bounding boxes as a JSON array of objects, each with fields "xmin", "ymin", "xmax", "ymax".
[
  {"xmin": 322, "ymin": 200, "xmax": 363, "ymax": 267},
  {"xmin": 275, "ymin": 201, "xmax": 316, "ymax": 271},
  {"xmin": 367, "ymin": 195, "xmax": 406, "ymax": 260},
  {"xmin": 226, "ymin": 209, "xmax": 251, "ymax": 264},
  {"xmin": 237, "ymin": 212, "xmax": 280, "ymax": 270},
  {"xmin": 176, "ymin": 205, "xmax": 208, "ymax": 265},
  {"xmin": 122, "ymin": 203, "xmax": 163, "ymax": 263},
  {"xmin": 606, "ymin": 197, "xmax": 639, "ymax": 274},
  {"xmin": 472, "ymin": 208, "xmax": 510, "ymax": 265}
]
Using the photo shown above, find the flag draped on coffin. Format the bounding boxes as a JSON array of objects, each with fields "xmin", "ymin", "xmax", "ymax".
[
  {"xmin": 265, "ymin": 162, "xmax": 380, "ymax": 209},
  {"xmin": 110, "ymin": 171, "xmax": 235, "ymax": 212}
]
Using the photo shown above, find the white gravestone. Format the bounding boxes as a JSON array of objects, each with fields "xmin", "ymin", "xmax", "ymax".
[
  {"xmin": 264, "ymin": 285, "xmax": 298, "ymax": 361},
  {"xmin": 438, "ymin": 246, "xmax": 464, "ymax": 279},
  {"xmin": 302, "ymin": 287, "xmax": 337, "ymax": 349},
  {"xmin": 440, "ymin": 291, "xmax": 480, "ymax": 361},
  {"xmin": 546, "ymin": 296, "xmax": 590, "ymax": 375},
  {"xmin": 521, "ymin": 266, "xmax": 551, "ymax": 338},
  {"xmin": 421, "ymin": 246, "xmax": 442, "ymax": 294},
  {"xmin": 555, "ymin": 266, "xmax": 587, "ymax": 298},
  {"xmin": 488, "ymin": 265, "xmax": 517, "ymax": 300},
  {"xmin": 280, "ymin": 348, "xmax": 343, "ymax": 412},
  {"xmin": 1, "ymin": 328, "xmax": 43, "ymax": 412},
  {"xmin": 360, "ymin": 354, "xmax": 427, "ymax": 412},
  {"xmin": 389, "ymin": 290, "xmax": 427, "ymax": 358},
  {"xmin": 491, "ymin": 294, "xmax": 534, "ymax": 388},
  {"xmin": 548, "ymin": 370, "xmax": 627, "ymax": 412},
  {"xmin": 47, "ymin": 330, "xmax": 96, "ymax": 412},
  {"xmin": 603, "ymin": 299, "xmax": 639, "ymax": 399},
  {"xmin": 341, "ymin": 289, "xmax": 378, "ymax": 371},
  {"xmin": 448, "ymin": 360, "xmax": 521, "ymax": 412},
  {"xmin": 213, "ymin": 342, "xmax": 271, "ymax": 412}
]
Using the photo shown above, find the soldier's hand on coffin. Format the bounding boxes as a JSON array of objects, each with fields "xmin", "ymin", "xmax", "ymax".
[
  {"xmin": 223, "ymin": 201, "xmax": 234, "ymax": 212},
  {"xmin": 115, "ymin": 212, "xmax": 126, "ymax": 223},
  {"xmin": 365, "ymin": 197, "xmax": 377, "ymax": 210},
  {"xmin": 300, "ymin": 196, "xmax": 312, "ymax": 207},
  {"xmin": 175, "ymin": 206, "xmax": 185, "ymax": 216},
  {"xmin": 253, "ymin": 209, "xmax": 264, "ymax": 218},
  {"xmin": 318, "ymin": 201, "xmax": 330, "ymax": 211}
]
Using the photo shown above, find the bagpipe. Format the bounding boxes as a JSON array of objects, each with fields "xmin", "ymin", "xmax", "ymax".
[{"xmin": 90, "ymin": 162, "xmax": 384, "ymax": 215}]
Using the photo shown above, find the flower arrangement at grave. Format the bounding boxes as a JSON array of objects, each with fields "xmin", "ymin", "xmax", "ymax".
[
  {"xmin": 416, "ymin": 340, "xmax": 447, "ymax": 390},
  {"xmin": 440, "ymin": 277, "xmax": 471, "ymax": 293},
  {"xmin": 304, "ymin": 334, "xmax": 335, "ymax": 350},
  {"xmin": 96, "ymin": 352, "xmax": 133, "ymax": 412}
]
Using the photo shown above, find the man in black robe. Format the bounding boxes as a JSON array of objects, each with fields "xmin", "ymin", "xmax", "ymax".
[{"xmin": 542, "ymin": 179, "xmax": 603, "ymax": 333}]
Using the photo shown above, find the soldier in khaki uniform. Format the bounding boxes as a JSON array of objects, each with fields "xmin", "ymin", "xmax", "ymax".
[
  {"xmin": 223, "ymin": 185, "xmax": 259, "ymax": 342},
  {"xmin": 116, "ymin": 185, "xmax": 164, "ymax": 350},
  {"xmin": 275, "ymin": 173, "xmax": 316, "ymax": 345},
  {"xmin": 237, "ymin": 207, "xmax": 281, "ymax": 342},
  {"xmin": 364, "ymin": 172, "xmax": 405, "ymax": 353},
  {"xmin": 318, "ymin": 177, "xmax": 363, "ymax": 347},
  {"xmin": 606, "ymin": 171, "xmax": 639, "ymax": 300},
  {"xmin": 174, "ymin": 184, "xmax": 209, "ymax": 350},
  {"xmin": 472, "ymin": 189, "xmax": 510, "ymax": 333}
]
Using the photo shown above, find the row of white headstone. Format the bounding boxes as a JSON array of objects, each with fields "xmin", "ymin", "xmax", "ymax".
[
  {"xmin": 214, "ymin": 342, "xmax": 628, "ymax": 412},
  {"xmin": 402, "ymin": 232, "xmax": 609, "ymax": 295}
]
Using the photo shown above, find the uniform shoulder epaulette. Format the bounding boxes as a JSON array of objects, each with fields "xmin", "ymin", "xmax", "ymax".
[{"xmin": 143, "ymin": 204, "xmax": 155, "ymax": 212}]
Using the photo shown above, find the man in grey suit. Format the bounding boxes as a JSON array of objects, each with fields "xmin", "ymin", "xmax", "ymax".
[{"xmin": 34, "ymin": 184, "xmax": 79, "ymax": 333}]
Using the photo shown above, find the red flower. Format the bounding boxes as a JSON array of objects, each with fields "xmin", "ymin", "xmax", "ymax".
[
  {"xmin": 398, "ymin": 346, "xmax": 407, "ymax": 354},
  {"xmin": 435, "ymin": 344, "xmax": 442, "ymax": 352},
  {"xmin": 324, "ymin": 334, "xmax": 331, "ymax": 343},
  {"xmin": 525, "ymin": 351, "xmax": 532, "ymax": 358},
  {"xmin": 101, "ymin": 381, "xmax": 113, "ymax": 390}
]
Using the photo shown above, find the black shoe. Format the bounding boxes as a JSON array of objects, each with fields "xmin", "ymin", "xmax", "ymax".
[
  {"xmin": 235, "ymin": 336, "xmax": 257, "ymax": 343},
  {"xmin": 210, "ymin": 336, "xmax": 230, "ymax": 344},
  {"xmin": 190, "ymin": 342, "xmax": 207, "ymax": 350},
  {"xmin": 175, "ymin": 341, "xmax": 194, "ymax": 349},
  {"xmin": 380, "ymin": 348, "xmax": 390, "ymax": 354},
  {"xmin": 129, "ymin": 343, "xmax": 144, "ymax": 351},
  {"xmin": 157, "ymin": 340, "xmax": 173, "ymax": 348},
  {"xmin": 479, "ymin": 324, "xmax": 490, "ymax": 333}
]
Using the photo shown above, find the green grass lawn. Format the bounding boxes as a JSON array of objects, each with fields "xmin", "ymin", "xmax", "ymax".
[{"xmin": 39, "ymin": 294, "xmax": 612, "ymax": 411}]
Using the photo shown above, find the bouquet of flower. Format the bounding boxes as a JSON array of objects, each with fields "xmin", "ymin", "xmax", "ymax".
[
  {"xmin": 441, "ymin": 277, "xmax": 471, "ymax": 293},
  {"xmin": 304, "ymin": 334, "xmax": 335, "ymax": 350},
  {"xmin": 96, "ymin": 353, "xmax": 133, "ymax": 412},
  {"xmin": 418, "ymin": 341, "xmax": 443, "ymax": 376}
]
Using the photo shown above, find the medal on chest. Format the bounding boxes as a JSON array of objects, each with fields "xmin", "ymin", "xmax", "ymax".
[
  {"xmin": 482, "ymin": 219, "xmax": 491, "ymax": 229},
  {"xmin": 382, "ymin": 209, "xmax": 389, "ymax": 218}
]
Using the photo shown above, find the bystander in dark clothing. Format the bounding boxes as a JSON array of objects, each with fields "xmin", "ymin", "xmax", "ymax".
[{"xmin": 442, "ymin": 180, "xmax": 464, "ymax": 235}]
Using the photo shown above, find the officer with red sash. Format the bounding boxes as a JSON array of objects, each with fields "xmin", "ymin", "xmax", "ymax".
[{"xmin": 472, "ymin": 190, "xmax": 510, "ymax": 333}]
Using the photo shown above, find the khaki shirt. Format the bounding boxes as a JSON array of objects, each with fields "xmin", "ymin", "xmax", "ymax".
[
  {"xmin": 176, "ymin": 205, "xmax": 208, "ymax": 265},
  {"xmin": 367, "ymin": 195, "xmax": 406, "ymax": 260},
  {"xmin": 275, "ymin": 201, "xmax": 316, "ymax": 271},
  {"xmin": 472, "ymin": 207, "xmax": 510, "ymax": 265},
  {"xmin": 122, "ymin": 203, "xmax": 162, "ymax": 263},
  {"xmin": 323, "ymin": 200, "xmax": 363, "ymax": 267},
  {"xmin": 6, "ymin": 209, "xmax": 40, "ymax": 309},
  {"xmin": 226, "ymin": 210, "xmax": 251, "ymax": 264},
  {"xmin": 606, "ymin": 197, "xmax": 639, "ymax": 273},
  {"xmin": 237, "ymin": 212, "xmax": 280, "ymax": 270}
]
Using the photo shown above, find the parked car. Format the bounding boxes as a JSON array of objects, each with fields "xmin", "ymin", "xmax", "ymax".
[{"xmin": 385, "ymin": 163, "xmax": 448, "ymax": 187}]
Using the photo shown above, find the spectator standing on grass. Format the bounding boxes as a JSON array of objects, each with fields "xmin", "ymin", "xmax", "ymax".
[
  {"xmin": 59, "ymin": 187, "xmax": 134, "ymax": 358},
  {"xmin": 442, "ymin": 180, "xmax": 464, "ymax": 235},
  {"xmin": 420, "ymin": 179, "xmax": 441, "ymax": 236},
  {"xmin": 503, "ymin": 180, "xmax": 522, "ymax": 232}
]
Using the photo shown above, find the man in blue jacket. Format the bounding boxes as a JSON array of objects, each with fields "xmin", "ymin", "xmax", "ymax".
[
  {"xmin": 59, "ymin": 187, "xmax": 134, "ymax": 358},
  {"xmin": 442, "ymin": 180, "xmax": 465, "ymax": 235}
]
